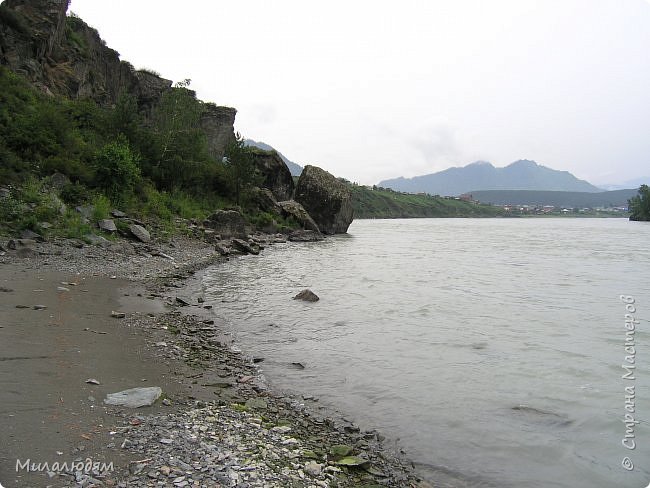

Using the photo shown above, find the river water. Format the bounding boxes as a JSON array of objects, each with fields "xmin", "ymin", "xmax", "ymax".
[{"xmin": 202, "ymin": 218, "xmax": 650, "ymax": 488}]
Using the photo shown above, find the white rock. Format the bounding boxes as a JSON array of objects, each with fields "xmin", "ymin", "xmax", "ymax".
[
  {"xmin": 304, "ymin": 461, "xmax": 322, "ymax": 477},
  {"xmin": 104, "ymin": 387, "xmax": 162, "ymax": 408}
]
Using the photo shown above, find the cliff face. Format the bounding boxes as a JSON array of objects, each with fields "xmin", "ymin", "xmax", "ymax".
[
  {"xmin": 200, "ymin": 104, "xmax": 237, "ymax": 160},
  {"xmin": 0, "ymin": 0, "xmax": 235, "ymax": 157},
  {"xmin": 1, "ymin": 0, "xmax": 68, "ymax": 67},
  {"xmin": 1, "ymin": 0, "xmax": 135, "ymax": 103}
]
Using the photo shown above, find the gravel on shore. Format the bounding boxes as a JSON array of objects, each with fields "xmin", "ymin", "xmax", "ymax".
[{"xmin": 0, "ymin": 233, "xmax": 433, "ymax": 488}]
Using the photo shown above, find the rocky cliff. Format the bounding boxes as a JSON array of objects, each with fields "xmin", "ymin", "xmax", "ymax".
[
  {"xmin": 0, "ymin": 0, "xmax": 235, "ymax": 157},
  {"xmin": 0, "ymin": 1, "xmax": 356, "ymax": 234},
  {"xmin": 200, "ymin": 103, "xmax": 237, "ymax": 160}
]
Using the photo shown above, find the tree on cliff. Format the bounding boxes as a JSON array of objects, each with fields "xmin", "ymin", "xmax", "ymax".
[
  {"xmin": 224, "ymin": 132, "xmax": 261, "ymax": 206},
  {"xmin": 109, "ymin": 93, "xmax": 142, "ymax": 143},
  {"xmin": 628, "ymin": 184, "xmax": 650, "ymax": 221},
  {"xmin": 151, "ymin": 79, "xmax": 210, "ymax": 191}
]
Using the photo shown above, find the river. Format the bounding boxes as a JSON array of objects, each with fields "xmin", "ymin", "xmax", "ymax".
[{"xmin": 203, "ymin": 218, "xmax": 650, "ymax": 488}]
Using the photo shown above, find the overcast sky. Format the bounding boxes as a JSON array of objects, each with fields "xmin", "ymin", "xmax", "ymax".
[{"xmin": 68, "ymin": 0, "xmax": 650, "ymax": 186}]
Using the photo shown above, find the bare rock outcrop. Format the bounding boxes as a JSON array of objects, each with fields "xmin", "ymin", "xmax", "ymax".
[
  {"xmin": 0, "ymin": 0, "xmax": 146, "ymax": 104},
  {"xmin": 200, "ymin": 103, "xmax": 236, "ymax": 160},
  {"xmin": 250, "ymin": 148, "xmax": 294, "ymax": 202},
  {"xmin": 294, "ymin": 165, "xmax": 353, "ymax": 234}
]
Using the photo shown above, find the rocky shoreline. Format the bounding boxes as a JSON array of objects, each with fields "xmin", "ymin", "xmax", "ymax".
[{"xmin": 0, "ymin": 233, "xmax": 431, "ymax": 488}]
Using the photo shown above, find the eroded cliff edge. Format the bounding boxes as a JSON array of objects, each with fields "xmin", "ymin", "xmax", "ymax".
[{"xmin": 0, "ymin": 0, "xmax": 236, "ymax": 158}]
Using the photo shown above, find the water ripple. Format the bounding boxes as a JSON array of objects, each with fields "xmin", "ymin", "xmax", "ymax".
[{"xmin": 204, "ymin": 218, "xmax": 650, "ymax": 488}]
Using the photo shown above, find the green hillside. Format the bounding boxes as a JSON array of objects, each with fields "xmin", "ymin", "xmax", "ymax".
[
  {"xmin": 350, "ymin": 185, "xmax": 504, "ymax": 218},
  {"xmin": 0, "ymin": 66, "xmax": 278, "ymax": 237}
]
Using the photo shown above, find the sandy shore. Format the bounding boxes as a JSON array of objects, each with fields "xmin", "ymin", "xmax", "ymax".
[{"xmin": 0, "ymin": 236, "xmax": 431, "ymax": 487}]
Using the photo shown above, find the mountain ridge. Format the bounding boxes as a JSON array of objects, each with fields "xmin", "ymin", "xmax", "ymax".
[{"xmin": 378, "ymin": 159, "xmax": 602, "ymax": 196}]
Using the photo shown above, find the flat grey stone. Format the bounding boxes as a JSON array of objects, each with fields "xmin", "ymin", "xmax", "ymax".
[
  {"xmin": 129, "ymin": 224, "xmax": 151, "ymax": 243},
  {"xmin": 104, "ymin": 387, "xmax": 162, "ymax": 408},
  {"xmin": 98, "ymin": 219, "xmax": 117, "ymax": 232},
  {"xmin": 21, "ymin": 229, "xmax": 43, "ymax": 241},
  {"xmin": 84, "ymin": 234, "xmax": 111, "ymax": 248}
]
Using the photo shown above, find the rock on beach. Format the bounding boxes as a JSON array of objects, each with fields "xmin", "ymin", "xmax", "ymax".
[
  {"xmin": 129, "ymin": 224, "xmax": 151, "ymax": 243},
  {"xmin": 104, "ymin": 387, "xmax": 162, "ymax": 408}
]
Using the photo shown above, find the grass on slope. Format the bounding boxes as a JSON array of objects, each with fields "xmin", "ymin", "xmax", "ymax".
[{"xmin": 350, "ymin": 185, "xmax": 504, "ymax": 218}]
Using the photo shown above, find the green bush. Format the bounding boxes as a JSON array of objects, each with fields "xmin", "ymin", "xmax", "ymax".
[
  {"xmin": 142, "ymin": 185, "xmax": 173, "ymax": 221},
  {"xmin": 91, "ymin": 194, "xmax": 111, "ymax": 221},
  {"xmin": 0, "ymin": 194, "xmax": 22, "ymax": 224},
  {"xmin": 33, "ymin": 198, "xmax": 62, "ymax": 223},
  {"xmin": 138, "ymin": 68, "xmax": 161, "ymax": 77},
  {"xmin": 93, "ymin": 138, "xmax": 140, "ymax": 202},
  {"xmin": 58, "ymin": 210, "xmax": 92, "ymax": 239},
  {"xmin": 17, "ymin": 177, "xmax": 44, "ymax": 204},
  {"xmin": 0, "ymin": 66, "xmax": 264, "ymax": 233},
  {"xmin": 248, "ymin": 211, "xmax": 275, "ymax": 228},
  {"xmin": 60, "ymin": 182, "xmax": 90, "ymax": 205},
  {"xmin": 0, "ymin": 144, "xmax": 28, "ymax": 182}
]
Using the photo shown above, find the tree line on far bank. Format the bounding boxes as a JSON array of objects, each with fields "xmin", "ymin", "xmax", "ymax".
[{"xmin": 628, "ymin": 185, "xmax": 650, "ymax": 221}]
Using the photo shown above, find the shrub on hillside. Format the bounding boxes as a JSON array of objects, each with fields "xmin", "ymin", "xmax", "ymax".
[{"xmin": 93, "ymin": 138, "xmax": 140, "ymax": 202}]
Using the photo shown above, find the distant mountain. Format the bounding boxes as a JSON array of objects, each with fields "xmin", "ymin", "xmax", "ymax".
[
  {"xmin": 597, "ymin": 177, "xmax": 649, "ymax": 191},
  {"xmin": 468, "ymin": 189, "xmax": 636, "ymax": 208},
  {"xmin": 244, "ymin": 139, "xmax": 303, "ymax": 176},
  {"xmin": 378, "ymin": 160, "xmax": 602, "ymax": 196}
]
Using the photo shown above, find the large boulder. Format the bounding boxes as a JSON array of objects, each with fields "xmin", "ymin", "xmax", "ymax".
[
  {"xmin": 294, "ymin": 165, "xmax": 353, "ymax": 234},
  {"xmin": 250, "ymin": 148, "xmax": 294, "ymax": 202},
  {"xmin": 277, "ymin": 200, "xmax": 320, "ymax": 233},
  {"xmin": 204, "ymin": 209, "xmax": 248, "ymax": 239}
]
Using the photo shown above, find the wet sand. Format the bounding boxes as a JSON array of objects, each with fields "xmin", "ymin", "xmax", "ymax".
[
  {"xmin": 0, "ymin": 266, "xmax": 181, "ymax": 486},
  {"xmin": 0, "ymin": 237, "xmax": 428, "ymax": 488}
]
